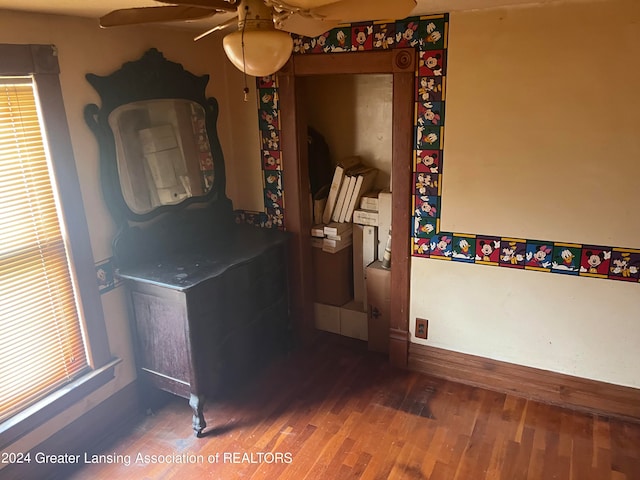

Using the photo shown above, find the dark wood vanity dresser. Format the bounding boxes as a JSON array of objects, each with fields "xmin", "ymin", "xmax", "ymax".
[{"xmin": 85, "ymin": 49, "xmax": 289, "ymax": 437}]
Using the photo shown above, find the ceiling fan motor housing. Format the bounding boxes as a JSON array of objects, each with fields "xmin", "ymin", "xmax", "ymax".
[{"xmin": 238, "ymin": 0, "xmax": 275, "ymax": 30}]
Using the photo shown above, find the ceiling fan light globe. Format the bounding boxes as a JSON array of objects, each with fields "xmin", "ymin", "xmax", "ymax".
[{"xmin": 223, "ymin": 29, "xmax": 293, "ymax": 77}]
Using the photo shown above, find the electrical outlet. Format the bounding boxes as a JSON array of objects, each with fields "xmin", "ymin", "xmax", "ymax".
[{"xmin": 415, "ymin": 318, "xmax": 428, "ymax": 339}]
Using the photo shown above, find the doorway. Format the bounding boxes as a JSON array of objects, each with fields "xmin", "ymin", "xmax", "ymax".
[{"xmin": 277, "ymin": 48, "xmax": 415, "ymax": 367}]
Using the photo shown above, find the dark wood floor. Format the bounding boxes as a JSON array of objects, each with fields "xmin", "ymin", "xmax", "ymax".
[{"xmin": 67, "ymin": 334, "xmax": 640, "ymax": 480}]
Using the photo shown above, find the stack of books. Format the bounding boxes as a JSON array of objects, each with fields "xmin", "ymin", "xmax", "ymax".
[
  {"xmin": 311, "ymin": 222, "xmax": 353, "ymax": 253},
  {"xmin": 350, "ymin": 189, "xmax": 392, "ymax": 261},
  {"xmin": 322, "ymin": 157, "xmax": 378, "ymax": 225},
  {"xmin": 352, "ymin": 190, "xmax": 380, "ymax": 226}
]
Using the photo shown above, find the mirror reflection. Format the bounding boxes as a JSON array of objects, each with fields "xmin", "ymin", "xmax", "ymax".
[{"xmin": 109, "ymin": 99, "xmax": 214, "ymax": 214}]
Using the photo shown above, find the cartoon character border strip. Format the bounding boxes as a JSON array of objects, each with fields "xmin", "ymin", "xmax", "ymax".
[
  {"xmin": 95, "ymin": 257, "xmax": 122, "ymax": 294},
  {"xmin": 234, "ymin": 74, "xmax": 285, "ymax": 229},
  {"xmin": 239, "ymin": 13, "xmax": 639, "ymax": 283}
]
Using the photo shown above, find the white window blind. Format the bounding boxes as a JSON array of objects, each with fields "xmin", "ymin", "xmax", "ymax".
[{"xmin": 0, "ymin": 78, "xmax": 89, "ymax": 422}]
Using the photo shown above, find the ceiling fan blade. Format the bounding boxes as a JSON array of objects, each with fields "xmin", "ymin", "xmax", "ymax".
[
  {"xmin": 194, "ymin": 15, "xmax": 238, "ymax": 41},
  {"xmin": 276, "ymin": 14, "xmax": 339, "ymax": 37},
  {"xmin": 312, "ymin": 0, "xmax": 417, "ymax": 22},
  {"xmin": 155, "ymin": 0, "xmax": 238, "ymax": 12},
  {"xmin": 100, "ymin": 6, "xmax": 217, "ymax": 27},
  {"xmin": 271, "ymin": 0, "xmax": 341, "ymax": 8}
]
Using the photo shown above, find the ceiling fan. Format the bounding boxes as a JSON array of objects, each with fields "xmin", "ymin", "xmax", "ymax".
[{"xmin": 100, "ymin": 0, "xmax": 418, "ymax": 77}]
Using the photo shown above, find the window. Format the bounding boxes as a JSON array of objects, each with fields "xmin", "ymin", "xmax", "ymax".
[
  {"xmin": 0, "ymin": 45, "xmax": 116, "ymax": 448},
  {"xmin": 0, "ymin": 77, "xmax": 90, "ymax": 421}
]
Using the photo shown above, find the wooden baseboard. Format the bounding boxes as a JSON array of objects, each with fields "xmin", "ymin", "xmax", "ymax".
[
  {"xmin": 389, "ymin": 328, "xmax": 409, "ymax": 368},
  {"xmin": 408, "ymin": 342, "xmax": 640, "ymax": 423},
  {"xmin": 2, "ymin": 381, "xmax": 140, "ymax": 480}
]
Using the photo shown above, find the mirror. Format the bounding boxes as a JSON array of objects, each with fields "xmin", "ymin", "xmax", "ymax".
[
  {"xmin": 109, "ymin": 99, "xmax": 214, "ymax": 214},
  {"xmin": 85, "ymin": 48, "xmax": 227, "ymax": 225}
]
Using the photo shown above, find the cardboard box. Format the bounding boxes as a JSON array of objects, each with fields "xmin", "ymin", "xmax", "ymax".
[
  {"xmin": 340, "ymin": 300, "xmax": 367, "ymax": 341},
  {"xmin": 324, "ymin": 222, "xmax": 351, "ymax": 237},
  {"xmin": 312, "ymin": 245, "xmax": 353, "ymax": 306},
  {"xmin": 353, "ymin": 209, "xmax": 379, "ymax": 226},
  {"xmin": 359, "ymin": 189, "xmax": 381, "ymax": 211},
  {"xmin": 322, "ymin": 236, "xmax": 352, "ymax": 253},
  {"xmin": 366, "ymin": 260, "xmax": 391, "ymax": 353},
  {"xmin": 314, "ymin": 302, "xmax": 340, "ymax": 334},
  {"xmin": 311, "ymin": 224, "xmax": 325, "ymax": 237},
  {"xmin": 315, "ymin": 300, "xmax": 368, "ymax": 342},
  {"xmin": 353, "ymin": 225, "xmax": 378, "ymax": 305}
]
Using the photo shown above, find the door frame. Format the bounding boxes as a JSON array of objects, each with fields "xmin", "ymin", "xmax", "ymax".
[{"xmin": 278, "ymin": 48, "xmax": 415, "ymax": 367}]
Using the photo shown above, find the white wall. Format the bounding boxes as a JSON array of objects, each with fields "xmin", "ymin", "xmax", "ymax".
[
  {"xmin": 410, "ymin": 0, "xmax": 640, "ymax": 388},
  {"xmin": 217, "ymin": 47, "xmax": 265, "ymax": 212},
  {"xmin": 411, "ymin": 259, "xmax": 640, "ymax": 387},
  {"xmin": 440, "ymin": 0, "xmax": 640, "ymax": 245},
  {"xmin": 0, "ymin": 8, "xmax": 257, "ymax": 457}
]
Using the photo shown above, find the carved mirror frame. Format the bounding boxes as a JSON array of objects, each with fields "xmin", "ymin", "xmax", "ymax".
[{"xmin": 84, "ymin": 48, "xmax": 228, "ymax": 226}]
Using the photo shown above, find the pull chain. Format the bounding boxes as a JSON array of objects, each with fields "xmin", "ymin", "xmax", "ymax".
[{"xmin": 241, "ymin": 5, "xmax": 249, "ymax": 102}]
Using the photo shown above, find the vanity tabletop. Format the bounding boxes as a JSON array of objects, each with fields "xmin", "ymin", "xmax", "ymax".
[{"xmin": 116, "ymin": 224, "xmax": 288, "ymax": 291}]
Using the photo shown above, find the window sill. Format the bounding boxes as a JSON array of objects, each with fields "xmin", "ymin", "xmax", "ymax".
[{"xmin": 0, "ymin": 357, "xmax": 121, "ymax": 450}]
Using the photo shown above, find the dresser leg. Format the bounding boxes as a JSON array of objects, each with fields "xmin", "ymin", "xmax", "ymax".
[{"xmin": 189, "ymin": 393, "xmax": 206, "ymax": 437}]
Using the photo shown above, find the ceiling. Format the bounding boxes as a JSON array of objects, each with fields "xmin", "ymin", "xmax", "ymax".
[{"xmin": 0, "ymin": 0, "xmax": 570, "ymax": 30}]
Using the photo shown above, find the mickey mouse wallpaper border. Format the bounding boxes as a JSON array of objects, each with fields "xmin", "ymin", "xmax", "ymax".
[{"xmin": 237, "ymin": 13, "xmax": 640, "ymax": 284}]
